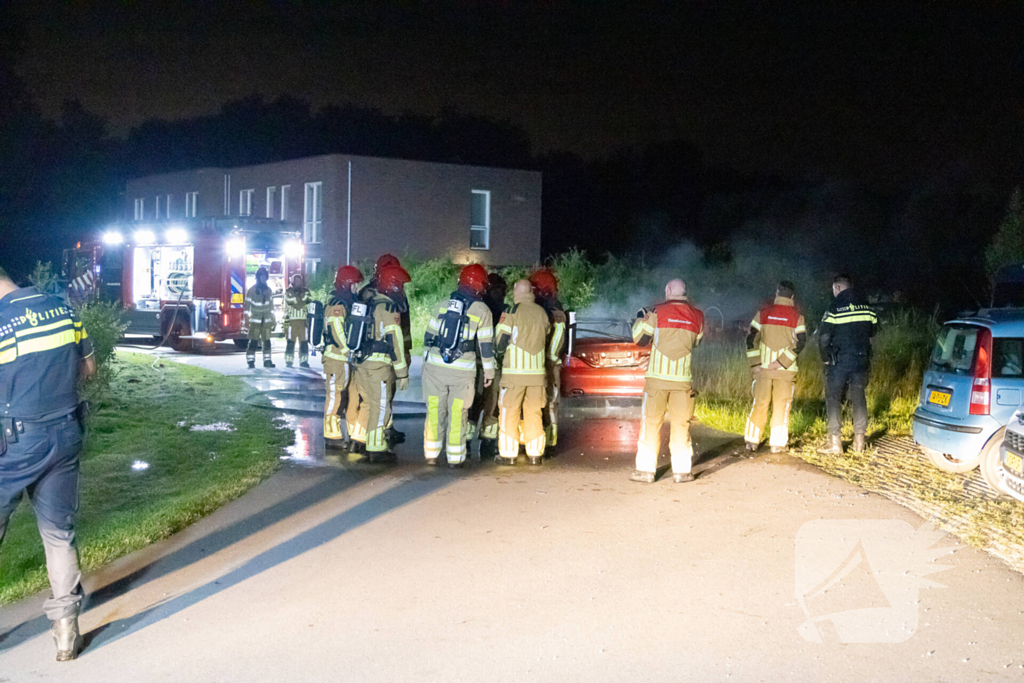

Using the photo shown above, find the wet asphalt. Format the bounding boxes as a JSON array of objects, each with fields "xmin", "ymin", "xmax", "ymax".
[{"xmin": 2, "ymin": 346, "xmax": 1024, "ymax": 681}]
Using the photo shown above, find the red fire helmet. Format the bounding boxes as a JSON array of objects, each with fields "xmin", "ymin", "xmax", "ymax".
[
  {"xmin": 334, "ymin": 265, "xmax": 363, "ymax": 290},
  {"xmin": 529, "ymin": 269, "xmax": 559, "ymax": 298},
  {"xmin": 374, "ymin": 254, "xmax": 401, "ymax": 275},
  {"xmin": 458, "ymin": 264, "xmax": 489, "ymax": 296},
  {"xmin": 377, "ymin": 264, "xmax": 411, "ymax": 294}
]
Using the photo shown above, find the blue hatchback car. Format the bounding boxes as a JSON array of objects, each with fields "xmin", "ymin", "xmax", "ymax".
[{"xmin": 912, "ymin": 309, "xmax": 1024, "ymax": 488}]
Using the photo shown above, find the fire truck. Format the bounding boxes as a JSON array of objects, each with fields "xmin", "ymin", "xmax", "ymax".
[{"xmin": 63, "ymin": 219, "xmax": 305, "ymax": 350}]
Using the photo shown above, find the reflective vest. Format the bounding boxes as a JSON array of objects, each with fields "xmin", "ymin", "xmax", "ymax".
[
  {"xmin": 632, "ymin": 298, "xmax": 704, "ymax": 384},
  {"xmin": 284, "ymin": 286, "xmax": 311, "ymax": 322}
]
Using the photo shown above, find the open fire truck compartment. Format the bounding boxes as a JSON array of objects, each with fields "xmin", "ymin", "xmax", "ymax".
[{"xmin": 64, "ymin": 219, "xmax": 304, "ymax": 349}]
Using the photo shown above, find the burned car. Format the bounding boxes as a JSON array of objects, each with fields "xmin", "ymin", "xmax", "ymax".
[{"xmin": 560, "ymin": 315, "xmax": 649, "ymax": 397}]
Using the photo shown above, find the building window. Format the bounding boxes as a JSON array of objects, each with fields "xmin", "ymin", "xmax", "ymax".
[
  {"xmin": 134, "ymin": 198, "xmax": 144, "ymax": 221},
  {"xmin": 281, "ymin": 185, "xmax": 290, "ymax": 221},
  {"xmin": 239, "ymin": 189, "xmax": 254, "ymax": 216},
  {"xmin": 304, "ymin": 182, "xmax": 322, "ymax": 244},
  {"xmin": 304, "ymin": 258, "xmax": 321, "ymax": 276},
  {"xmin": 185, "ymin": 192, "xmax": 198, "ymax": 218},
  {"xmin": 266, "ymin": 187, "xmax": 276, "ymax": 218},
  {"xmin": 471, "ymin": 190, "xmax": 490, "ymax": 250},
  {"xmin": 155, "ymin": 195, "xmax": 162, "ymax": 220}
]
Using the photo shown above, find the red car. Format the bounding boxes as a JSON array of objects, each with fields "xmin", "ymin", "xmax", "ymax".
[{"xmin": 561, "ymin": 317, "xmax": 649, "ymax": 397}]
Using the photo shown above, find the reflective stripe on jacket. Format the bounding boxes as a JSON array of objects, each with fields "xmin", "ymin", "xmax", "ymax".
[
  {"xmin": 746, "ymin": 296, "xmax": 807, "ymax": 372},
  {"xmin": 323, "ymin": 292, "xmax": 351, "ymax": 362},
  {"xmin": 632, "ymin": 298, "xmax": 704, "ymax": 383},
  {"xmin": 818, "ymin": 288, "xmax": 878, "ymax": 365},
  {"xmin": 244, "ymin": 284, "xmax": 274, "ymax": 325},
  {"xmin": 360, "ymin": 292, "xmax": 409, "ymax": 379}
]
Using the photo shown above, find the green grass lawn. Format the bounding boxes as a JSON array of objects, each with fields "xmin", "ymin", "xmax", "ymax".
[{"xmin": 0, "ymin": 353, "xmax": 292, "ymax": 606}]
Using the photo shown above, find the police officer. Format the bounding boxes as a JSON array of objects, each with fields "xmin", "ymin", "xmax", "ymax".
[
  {"xmin": 0, "ymin": 266, "xmax": 95, "ymax": 661},
  {"xmin": 631, "ymin": 279, "xmax": 704, "ymax": 483},
  {"xmin": 819, "ymin": 274, "xmax": 878, "ymax": 454},
  {"xmin": 529, "ymin": 269, "xmax": 567, "ymax": 454},
  {"xmin": 323, "ymin": 266, "xmax": 363, "ymax": 449},
  {"xmin": 494, "ymin": 279, "xmax": 550, "ymax": 465},
  {"xmin": 244, "ymin": 267, "xmax": 275, "ymax": 369},
  {"xmin": 422, "ymin": 265, "xmax": 495, "ymax": 467},
  {"xmin": 744, "ymin": 281, "xmax": 807, "ymax": 453},
  {"xmin": 349, "ymin": 264, "xmax": 410, "ymax": 462},
  {"xmin": 468, "ymin": 273, "xmax": 507, "ymax": 457},
  {"xmin": 284, "ymin": 273, "xmax": 312, "ymax": 368}
]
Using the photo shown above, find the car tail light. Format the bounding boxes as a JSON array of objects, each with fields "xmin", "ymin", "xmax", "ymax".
[{"xmin": 970, "ymin": 328, "xmax": 993, "ymax": 415}]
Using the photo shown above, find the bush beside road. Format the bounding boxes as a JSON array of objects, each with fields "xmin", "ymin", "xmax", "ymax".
[{"xmin": 0, "ymin": 354, "xmax": 292, "ymax": 606}]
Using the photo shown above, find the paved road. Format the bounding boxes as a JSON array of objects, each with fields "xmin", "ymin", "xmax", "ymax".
[{"xmin": 2, "ymin": 367, "xmax": 1024, "ymax": 680}]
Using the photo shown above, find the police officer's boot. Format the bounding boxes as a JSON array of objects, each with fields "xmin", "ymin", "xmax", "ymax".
[
  {"xmin": 819, "ymin": 435, "xmax": 844, "ymax": 455},
  {"xmin": 52, "ymin": 615, "xmax": 83, "ymax": 662},
  {"xmin": 852, "ymin": 433, "xmax": 866, "ymax": 453},
  {"xmin": 630, "ymin": 470, "xmax": 655, "ymax": 484}
]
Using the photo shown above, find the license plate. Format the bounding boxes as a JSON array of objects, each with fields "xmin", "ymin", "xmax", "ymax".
[
  {"xmin": 928, "ymin": 390, "xmax": 951, "ymax": 407},
  {"xmin": 1006, "ymin": 451, "xmax": 1023, "ymax": 474}
]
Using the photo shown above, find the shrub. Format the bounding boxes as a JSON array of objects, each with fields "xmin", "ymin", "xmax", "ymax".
[{"xmin": 78, "ymin": 301, "xmax": 129, "ymax": 369}]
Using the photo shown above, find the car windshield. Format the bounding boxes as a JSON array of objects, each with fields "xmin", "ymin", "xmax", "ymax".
[
  {"xmin": 574, "ymin": 319, "xmax": 632, "ymax": 341},
  {"xmin": 929, "ymin": 324, "xmax": 980, "ymax": 375}
]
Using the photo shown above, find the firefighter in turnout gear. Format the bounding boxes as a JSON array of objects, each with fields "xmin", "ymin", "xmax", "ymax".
[
  {"xmin": 360, "ymin": 254, "xmax": 412, "ymax": 445},
  {"xmin": 284, "ymin": 273, "xmax": 312, "ymax": 368},
  {"xmin": 323, "ymin": 266, "xmax": 363, "ymax": 449},
  {"xmin": 422, "ymin": 264, "xmax": 496, "ymax": 467},
  {"xmin": 530, "ymin": 269, "xmax": 567, "ymax": 453},
  {"xmin": 631, "ymin": 279, "xmax": 705, "ymax": 484},
  {"xmin": 244, "ymin": 266, "xmax": 276, "ymax": 368},
  {"xmin": 349, "ymin": 264, "xmax": 410, "ymax": 462},
  {"xmin": 819, "ymin": 274, "xmax": 878, "ymax": 454},
  {"xmin": 744, "ymin": 281, "xmax": 807, "ymax": 453},
  {"xmin": 494, "ymin": 279, "xmax": 550, "ymax": 466},
  {"xmin": 472, "ymin": 273, "xmax": 508, "ymax": 457},
  {"xmin": 0, "ymin": 266, "xmax": 96, "ymax": 661}
]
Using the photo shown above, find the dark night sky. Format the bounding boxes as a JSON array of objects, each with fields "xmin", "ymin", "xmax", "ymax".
[{"xmin": 6, "ymin": 1, "xmax": 1023, "ymax": 189}]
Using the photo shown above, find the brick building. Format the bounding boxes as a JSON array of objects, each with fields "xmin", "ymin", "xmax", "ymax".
[{"xmin": 125, "ymin": 154, "xmax": 542, "ymax": 273}]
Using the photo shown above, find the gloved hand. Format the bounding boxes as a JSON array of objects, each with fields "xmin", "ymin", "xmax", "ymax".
[{"xmin": 397, "ymin": 377, "xmax": 409, "ymax": 392}]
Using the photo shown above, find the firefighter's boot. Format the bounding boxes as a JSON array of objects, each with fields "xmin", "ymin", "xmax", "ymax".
[
  {"xmin": 852, "ymin": 433, "xmax": 866, "ymax": 453},
  {"xmin": 247, "ymin": 360, "xmax": 256, "ymax": 369},
  {"xmin": 479, "ymin": 438, "xmax": 497, "ymax": 459},
  {"xmin": 52, "ymin": 616, "xmax": 83, "ymax": 662},
  {"xmin": 264, "ymin": 360, "xmax": 276, "ymax": 368},
  {"xmin": 387, "ymin": 426, "xmax": 406, "ymax": 445},
  {"xmin": 673, "ymin": 472, "xmax": 694, "ymax": 483},
  {"xmin": 528, "ymin": 455, "xmax": 543, "ymax": 466},
  {"xmin": 300, "ymin": 361, "xmax": 310, "ymax": 369},
  {"xmin": 770, "ymin": 446, "xmax": 786, "ymax": 454},
  {"xmin": 630, "ymin": 470, "xmax": 655, "ymax": 484},
  {"xmin": 493, "ymin": 455, "xmax": 517, "ymax": 466},
  {"xmin": 819, "ymin": 435, "xmax": 843, "ymax": 455},
  {"xmin": 745, "ymin": 441, "xmax": 759, "ymax": 453}
]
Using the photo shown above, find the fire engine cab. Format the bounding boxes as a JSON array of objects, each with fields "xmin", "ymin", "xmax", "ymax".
[{"xmin": 63, "ymin": 219, "xmax": 304, "ymax": 350}]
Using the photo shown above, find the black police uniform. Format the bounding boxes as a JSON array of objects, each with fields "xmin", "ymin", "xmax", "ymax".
[
  {"xmin": 818, "ymin": 287, "xmax": 878, "ymax": 438},
  {"xmin": 0, "ymin": 287, "xmax": 92, "ymax": 622}
]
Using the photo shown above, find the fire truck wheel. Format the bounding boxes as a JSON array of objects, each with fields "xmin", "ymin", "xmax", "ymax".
[{"xmin": 166, "ymin": 314, "xmax": 193, "ymax": 352}]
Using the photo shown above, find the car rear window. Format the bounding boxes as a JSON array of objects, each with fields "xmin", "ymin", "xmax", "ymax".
[
  {"xmin": 994, "ymin": 338, "xmax": 1024, "ymax": 378},
  {"xmin": 929, "ymin": 324, "xmax": 980, "ymax": 375},
  {"xmin": 574, "ymin": 320, "xmax": 632, "ymax": 341}
]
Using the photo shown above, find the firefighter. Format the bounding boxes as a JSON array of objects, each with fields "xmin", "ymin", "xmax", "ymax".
[
  {"xmin": 819, "ymin": 274, "xmax": 878, "ymax": 454},
  {"xmin": 0, "ymin": 266, "xmax": 96, "ymax": 661},
  {"xmin": 743, "ymin": 281, "xmax": 807, "ymax": 454},
  {"xmin": 422, "ymin": 264, "xmax": 496, "ymax": 467},
  {"xmin": 244, "ymin": 266, "xmax": 276, "ymax": 369},
  {"xmin": 494, "ymin": 279, "xmax": 550, "ymax": 466},
  {"xmin": 530, "ymin": 269, "xmax": 567, "ymax": 454},
  {"xmin": 360, "ymin": 254, "xmax": 412, "ymax": 445},
  {"xmin": 284, "ymin": 273, "xmax": 312, "ymax": 368},
  {"xmin": 323, "ymin": 265, "xmax": 363, "ymax": 449},
  {"xmin": 631, "ymin": 279, "xmax": 704, "ymax": 483},
  {"xmin": 349, "ymin": 264, "xmax": 410, "ymax": 462},
  {"xmin": 468, "ymin": 273, "xmax": 508, "ymax": 458}
]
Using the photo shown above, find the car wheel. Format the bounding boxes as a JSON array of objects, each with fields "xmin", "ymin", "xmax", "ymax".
[
  {"xmin": 920, "ymin": 444, "xmax": 978, "ymax": 473},
  {"xmin": 979, "ymin": 428, "xmax": 1010, "ymax": 497}
]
